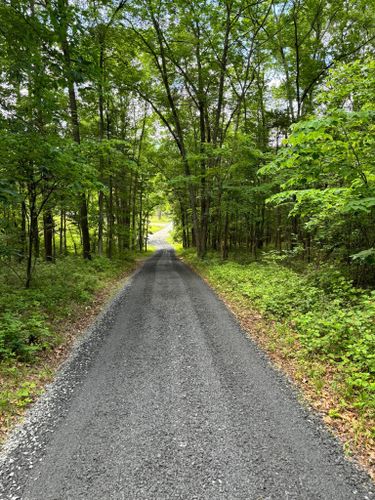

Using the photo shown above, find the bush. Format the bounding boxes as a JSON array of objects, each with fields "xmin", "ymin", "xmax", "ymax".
[{"xmin": 0, "ymin": 312, "xmax": 51, "ymax": 360}]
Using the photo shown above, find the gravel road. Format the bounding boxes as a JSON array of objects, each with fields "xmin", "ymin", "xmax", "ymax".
[{"xmin": 0, "ymin": 229, "xmax": 373, "ymax": 499}]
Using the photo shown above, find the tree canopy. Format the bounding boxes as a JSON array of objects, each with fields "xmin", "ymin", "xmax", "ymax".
[{"xmin": 0, "ymin": 0, "xmax": 374, "ymax": 286}]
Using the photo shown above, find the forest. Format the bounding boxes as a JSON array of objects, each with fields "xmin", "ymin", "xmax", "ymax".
[
  {"xmin": 0, "ymin": 0, "xmax": 374, "ymax": 468},
  {"xmin": 1, "ymin": 0, "xmax": 374, "ymax": 279}
]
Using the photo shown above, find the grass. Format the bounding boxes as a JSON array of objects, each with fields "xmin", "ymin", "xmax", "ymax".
[
  {"xmin": 149, "ymin": 223, "xmax": 167, "ymax": 234},
  {"xmin": 150, "ymin": 213, "xmax": 171, "ymax": 224},
  {"xmin": 0, "ymin": 251, "xmax": 150, "ymax": 440},
  {"xmin": 177, "ymin": 248, "xmax": 375, "ymax": 477},
  {"xmin": 148, "ymin": 213, "xmax": 171, "ymax": 234}
]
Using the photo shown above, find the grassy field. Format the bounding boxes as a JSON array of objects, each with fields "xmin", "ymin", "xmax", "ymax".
[
  {"xmin": 178, "ymin": 248, "xmax": 375, "ymax": 476},
  {"xmin": 148, "ymin": 213, "xmax": 171, "ymax": 235}
]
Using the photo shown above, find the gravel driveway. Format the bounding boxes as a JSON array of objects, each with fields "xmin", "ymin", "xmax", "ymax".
[{"xmin": 0, "ymin": 233, "xmax": 373, "ymax": 499}]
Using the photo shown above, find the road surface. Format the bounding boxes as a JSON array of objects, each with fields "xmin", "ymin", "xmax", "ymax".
[{"xmin": 0, "ymin": 229, "xmax": 373, "ymax": 499}]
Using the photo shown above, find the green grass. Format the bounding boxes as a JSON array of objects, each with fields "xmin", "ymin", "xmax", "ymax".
[
  {"xmin": 148, "ymin": 213, "xmax": 171, "ymax": 235},
  {"xmin": 150, "ymin": 213, "xmax": 171, "ymax": 224},
  {"xmin": 149, "ymin": 223, "xmax": 168, "ymax": 234},
  {"xmin": 179, "ymin": 249, "xmax": 375, "ymax": 437},
  {"xmin": 168, "ymin": 238, "xmax": 183, "ymax": 251}
]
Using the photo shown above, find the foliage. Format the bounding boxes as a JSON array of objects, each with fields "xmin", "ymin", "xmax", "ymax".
[
  {"xmin": 0, "ymin": 255, "xmax": 135, "ymax": 361},
  {"xmin": 261, "ymin": 60, "xmax": 375, "ymax": 281}
]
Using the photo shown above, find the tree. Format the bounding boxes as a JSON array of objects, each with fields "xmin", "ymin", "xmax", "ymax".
[{"xmin": 261, "ymin": 59, "xmax": 375, "ymax": 280}]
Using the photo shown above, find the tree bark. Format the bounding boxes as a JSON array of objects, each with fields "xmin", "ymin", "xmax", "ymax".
[
  {"xmin": 98, "ymin": 190, "xmax": 104, "ymax": 256},
  {"xmin": 58, "ymin": 0, "xmax": 91, "ymax": 259},
  {"xmin": 19, "ymin": 200, "xmax": 27, "ymax": 262},
  {"xmin": 107, "ymin": 176, "xmax": 114, "ymax": 258},
  {"xmin": 43, "ymin": 210, "xmax": 54, "ymax": 262}
]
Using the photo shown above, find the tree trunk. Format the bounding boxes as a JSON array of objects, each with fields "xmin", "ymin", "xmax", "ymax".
[
  {"xmin": 59, "ymin": 209, "xmax": 66, "ymax": 255},
  {"xmin": 98, "ymin": 32, "xmax": 106, "ymax": 258},
  {"xmin": 59, "ymin": 4, "xmax": 91, "ymax": 260},
  {"xmin": 107, "ymin": 176, "xmax": 114, "ymax": 258},
  {"xmin": 26, "ymin": 189, "xmax": 37, "ymax": 288},
  {"xmin": 43, "ymin": 210, "xmax": 54, "ymax": 262},
  {"xmin": 98, "ymin": 190, "xmax": 104, "ymax": 256},
  {"xmin": 131, "ymin": 173, "xmax": 137, "ymax": 250},
  {"xmin": 19, "ymin": 201, "xmax": 27, "ymax": 262},
  {"xmin": 138, "ymin": 182, "xmax": 143, "ymax": 252},
  {"xmin": 221, "ymin": 210, "xmax": 229, "ymax": 260}
]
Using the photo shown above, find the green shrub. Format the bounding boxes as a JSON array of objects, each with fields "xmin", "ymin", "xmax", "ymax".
[
  {"xmin": 0, "ymin": 312, "xmax": 51, "ymax": 360},
  {"xmin": 0, "ymin": 255, "xmax": 134, "ymax": 361}
]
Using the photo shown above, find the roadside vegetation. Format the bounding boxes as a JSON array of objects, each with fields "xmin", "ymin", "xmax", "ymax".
[
  {"xmin": 179, "ymin": 247, "xmax": 375, "ymax": 474},
  {"xmin": 0, "ymin": 252, "xmax": 148, "ymax": 440}
]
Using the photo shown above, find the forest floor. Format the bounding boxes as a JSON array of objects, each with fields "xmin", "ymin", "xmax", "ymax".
[
  {"xmin": 0, "ymin": 230, "xmax": 373, "ymax": 499},
  {"xmin": 177, "ymin": 248, "xmax": 375, "ymax": 480}
]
